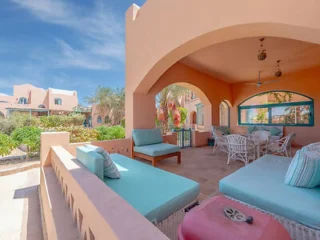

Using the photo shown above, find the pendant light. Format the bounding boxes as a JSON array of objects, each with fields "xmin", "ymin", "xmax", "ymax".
[
  {"xmin": 257, "ymin": 38, "xmax": 267, "ymax": 61},
  {"xmin": 274, "ymin": 60, "xmax": 282, "ymax": 77}
]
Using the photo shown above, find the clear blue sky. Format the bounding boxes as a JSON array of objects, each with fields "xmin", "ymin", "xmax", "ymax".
[{"xmin": 0, "ymin": 0, "xmax": 146, "ymax": 104}]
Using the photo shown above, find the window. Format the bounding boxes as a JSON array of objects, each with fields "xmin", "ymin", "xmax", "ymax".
[
  {"xmin": 38, "ymin": 104, "xmax": 46, "ymax": 108},
  {"xmin": 196, "ymin": 103, "xmax": 204, "ymax": 126},
  {"xmin": 54, "ymin": 98, "xmax": 62, "ymax": 105},
  {"xmin": 238, "ymin": 91, "xmax": 314, "ymax": 126},
  {"xmin": 18, "ymin": 97, "xmax": 28, "ymax": 104},
  {"xmin": 97, "ymin": 115, "xmax": 102, "ymax": 123}
]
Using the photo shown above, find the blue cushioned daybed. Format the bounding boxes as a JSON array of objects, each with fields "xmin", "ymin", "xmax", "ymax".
[
  {"xmin": 219, "ymin": 154, "xmax": 320, "ymax": 239},
  {"xmin": 76, "ymin": 146, "xmax": 199, "ymax": 239},
  {"xmin": 105, "ymin": 153, "xmax": 199, "ymax": 223},
  {"xmin": 132, "ymin": 128, "xmax": 181, "ymax": 166}
]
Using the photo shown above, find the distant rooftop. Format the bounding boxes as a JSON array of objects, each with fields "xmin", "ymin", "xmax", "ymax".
[{"xmin": 49, "ymin": 88, "xmax": 75, "ymax": 96}]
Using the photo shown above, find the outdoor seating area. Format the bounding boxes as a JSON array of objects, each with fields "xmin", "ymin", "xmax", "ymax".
[
  {"xmin": 32, "ymin": 1, "xmax": 320, "ymax": 240},
  {"xmin": 212, "ymin": 126, "xmax": 297, "ymax": 165}
]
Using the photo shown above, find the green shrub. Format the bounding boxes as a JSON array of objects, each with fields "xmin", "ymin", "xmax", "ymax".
[
  {"xmin": 40, "ymin": 114, "xmax": 85, "ymax": 128},
  {"xmin": 0, "ymin": 113, "xmax": 40, "ymax": 135},
  {"xmin": 178, "ymin": 107, "xmax": 188, "ymax": 124},
  {"xmin": 120, "ymin": 118, "xmax": 125, "ymax": 128},
  {"xmin": 0, "ymin": 118, "xmax": 16, "ymax": 135},
  {"xmin": 52, "ymin": 126, "xmax": 99, "ymax": 143},
  {"xmin": 0, "ymin": 133, "xmax": 16, "ymax": 156},
  {"xmin": 11, "ymin": 126, "xmax": 41, "ymax": 156},
  {"xmin": 95, "ymin": 125, "xmax": 125, "ymax": 140}
]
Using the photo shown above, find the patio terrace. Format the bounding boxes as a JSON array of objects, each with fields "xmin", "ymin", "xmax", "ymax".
[{"xmin": 146, "ymin": 146, "xmax": 243, "ymax": 202}]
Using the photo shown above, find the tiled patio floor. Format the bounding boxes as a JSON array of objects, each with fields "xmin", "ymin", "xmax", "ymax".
[
  {"xmin": 0, "ymin": 168, "xmax": 43, "ymax": 240},
  {"xmin": 137, "ymin": 146, "xmax": 244, "ymax": 202}
]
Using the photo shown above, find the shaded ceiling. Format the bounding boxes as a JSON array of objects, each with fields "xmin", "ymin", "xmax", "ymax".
[{"xmin": 180, "ymin": 37, "xmax": 320, "ymax": 83}]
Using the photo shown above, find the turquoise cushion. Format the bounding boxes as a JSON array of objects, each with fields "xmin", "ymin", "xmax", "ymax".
[
  {"xmin": 85, "ymin": 144, "xmax": 121, "ymax": 179},
  {"xmin": 285, "ymin": 146, "xmax": 320, "ymax": 188},
  {"xmin": 76, "ymin": 146, "xmax": 104, "ymax": 180},
  {"xmin": 219, "ymin": 154, "xmax": 320, "ymax": 230},
  {"xmin": 248, "ymin": 126, "xmax": 258, "ymax": 134},
  {"xmin": 269, "ymin": 127, "xmax": 281, "ymax": 136},
  {"xmin": 104, "ymin": 154, "xmax": 199, "ymax": 223},
  {"xmin": 134, "ymin": 143, "xmax": 180, "ymax": 157},
  {"xmin": 132, "ymin": 128, "xmax": 163, "ymax": 146}
]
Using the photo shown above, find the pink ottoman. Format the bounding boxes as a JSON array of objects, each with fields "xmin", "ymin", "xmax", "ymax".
[{"xmin": 178, "ymin": 195, "xmax": 290, "ymax": 240}]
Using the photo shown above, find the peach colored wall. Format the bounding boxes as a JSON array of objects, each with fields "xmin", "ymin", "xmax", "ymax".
[
  {"xmin": 162, "ymin": 132, "xmax": 178, "ymax": 145},
  {"xmin": 48, "ymin": 90, "xmax": 78, "ymax": 112},
  {"xmin": 148, "ymin": 63, "xmax": 231, "ymax": 132},
  {"xmin": 231, "ymin": 66, "xmax": 320, "ymax": 146},
  {"xmin": 90, "ymin": 104, "xmax": 112, "ymax": 127},
  {"xmin": 40, "ymin": 132, "xmax": 169, "ymax": 240},
  {"xmin": 0, "ymin": 84, "xmax": 78, "ymax": 116},
  {"xmin": 191, "ymin": 131, "xmax": 211, "ymax": 148},
  {"xmin": 125, "ymin": 0, "xmax": 320, "ymax": 138},
  {"xmin": 184, "ymin": 97, "xmax": 203, "ymax": 129},
  {"xmin": 66, "ymin": 139, "xmax": 132, "ymax": 158}
]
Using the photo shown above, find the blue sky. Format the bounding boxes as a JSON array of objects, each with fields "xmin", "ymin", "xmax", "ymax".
[{"xmin": 0, "ymin": 0, "xmax": 146, "ymax": 104}]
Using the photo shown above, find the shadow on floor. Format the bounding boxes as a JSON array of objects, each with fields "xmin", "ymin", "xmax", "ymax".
[{"xmin": 14, "ymin": 185, "xmax": 43, "ymax": 240}]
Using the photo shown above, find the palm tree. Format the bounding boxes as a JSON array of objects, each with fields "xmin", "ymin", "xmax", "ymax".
[
  {"xmin": 85, "ymin": 86, "xmax": 113, "ymax": 117},
  {"xmin": 85, "ymin": 86, "xmax": 125, "ymax": 125},
  {"xmin": 156, "ymin": 85, "xmax": 187, "ymax": 133},
  {"xmin": 110, "ymin": 87, "xmax": 125, "ymax": 125}
]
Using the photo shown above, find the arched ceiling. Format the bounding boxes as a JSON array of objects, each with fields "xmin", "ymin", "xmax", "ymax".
[{"xmin": 180, "ymin": 37, "xmax": 320, "ymax": 83}]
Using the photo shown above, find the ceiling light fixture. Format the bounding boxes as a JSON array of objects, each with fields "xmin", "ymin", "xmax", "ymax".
[
  {"xmin": 257, "ymin": 38, "xmax": 267, "ymax": 61},
  {"xmin": 274, "ymin": 60, "xmax": 282, "ymax": 77}
]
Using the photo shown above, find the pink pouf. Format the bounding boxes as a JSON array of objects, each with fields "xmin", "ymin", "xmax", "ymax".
[{"xmin": 178, "ymin": 195, "xmax": 290, "ymax": 240}]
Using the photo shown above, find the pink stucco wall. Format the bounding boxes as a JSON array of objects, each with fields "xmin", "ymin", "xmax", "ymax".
[
  {"xmin": 0, "ymin": 84, "xmax": 78, "ymax": 116},
  {"xmin": 90, "ymin": 104, "xmax": 112, "ymax": 127},
  {"xmin": 231, "ymin": 66, "xmax": 320, "ymax": 146},
  {"xmin": 125, "ymin": 0, "xmax": 320, "ymax": 147}
]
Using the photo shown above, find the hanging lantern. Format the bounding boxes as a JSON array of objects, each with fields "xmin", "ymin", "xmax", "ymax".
[
  {"xmin": 157, "ymin": 107, "xmax": 165, "ymax": 121},
  {"xmin": 274, "ymin": 60, "xmax": 282, "ymax": 77},
  {"xmin": 257, "ymin": 38, "xmax": 267, "ymax": 61}
]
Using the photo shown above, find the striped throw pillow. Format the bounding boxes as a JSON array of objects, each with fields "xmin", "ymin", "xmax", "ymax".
[
  {"xmin": 285, "ymin": 144, "xmax": 320, "ymax": 188},
  {"xmin": 85, "ymin": 144, "xmax": 121, "ymax": 179}
]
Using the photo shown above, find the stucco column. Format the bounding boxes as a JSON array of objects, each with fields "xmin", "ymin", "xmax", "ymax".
[
  {"xmin": 125, "ymin": 92, "xmax": 156, "ymax": 137},
  {"xmin": 40, "ymin": 132, "xmax": 70, "ymax": 167}
]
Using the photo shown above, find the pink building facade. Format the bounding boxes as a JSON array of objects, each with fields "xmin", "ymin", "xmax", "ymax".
[{"xmin": 0, "ymin": 84, "xmax": 78, "ymax": 117}]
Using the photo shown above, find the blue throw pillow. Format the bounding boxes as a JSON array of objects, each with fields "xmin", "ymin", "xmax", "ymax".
[
  {"xmin": 85, "ymin": 144, "xmax": 121, "ymax": 179},
  {"xmin": 285, "ymin": 144, "xmax": 320, "ymax": 188}
]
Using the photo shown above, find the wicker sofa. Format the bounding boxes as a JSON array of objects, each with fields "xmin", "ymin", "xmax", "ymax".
[
  {"xmin": 76, "ymin": 146, "xmax": 199, "ymax": 240},
  {"xmin": 219, "ymin": 154, "xmax": 320, "ymax": 240},
  {"xmin": 246, "ymin": 125, "xmax": 284, "ymax": 140}
]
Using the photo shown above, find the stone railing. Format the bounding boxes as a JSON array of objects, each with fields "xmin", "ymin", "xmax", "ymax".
[
  {"xmin": 50, "ymin": 146, "xmax": 118, "ymax": 240},
  {"xmin": 66, "ymin": 138, "xmax": 131, "ymax": 157},
  {"xmin": 40, "ymin": 132, "xmax": 168, "ymax": 240},
  {"xmin": 191, "ymin": 131, "xmax": 211, "ymax": 147}
]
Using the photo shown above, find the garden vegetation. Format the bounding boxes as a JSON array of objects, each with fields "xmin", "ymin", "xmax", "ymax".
[{"xmin": 0, "ymin": 113, "xmax": 125, "ymax": 157}]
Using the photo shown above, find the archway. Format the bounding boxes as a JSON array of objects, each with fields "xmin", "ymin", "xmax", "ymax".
[
  {"xmin": 219, "ymin": 101, "xmax": 230, "ymax": 127},
  {"xmin": 190, "ymin": 111, "xmax": 196, "ymax": 124},
  {"xmin": 126, "ymin": 1, "xmax": 320, "ymax": 137},
  {"xmin": 154, "ymin": 82, "xmax": 212, "ymax": 134}
]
